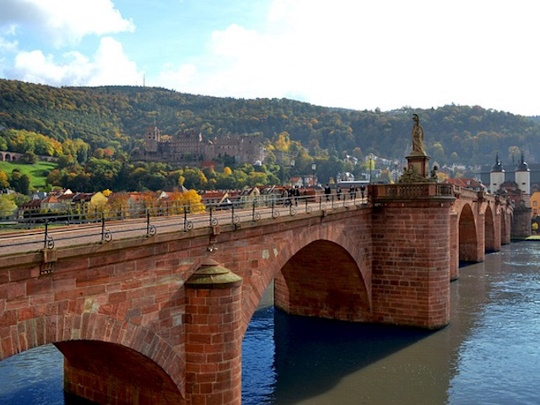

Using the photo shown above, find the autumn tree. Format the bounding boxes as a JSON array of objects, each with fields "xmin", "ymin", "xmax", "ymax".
[
  {"xmin": 158, "ymin": 190, "xmax": 185, "ymax": 214},
  {"xmin": 0, "ymin": 194, "xmax": 16, "ymax": 217},
  {"xmin": 274, "ymin": 131, "xmax": 291, "ymax": 152},
  {"xmin": 0, "ymin": 170, "xmax": 8, "ymax": 189},
  {"xmin": 105, "ymin": 192, "xmax": 130, "ymax": 219},
  {"xmin": 176, "ymin": 189, "xmax": 205, "ymax": 212}
]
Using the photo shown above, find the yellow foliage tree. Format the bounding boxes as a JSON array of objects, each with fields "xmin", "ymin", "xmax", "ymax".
[
  {"xmin": 274, "ymin": 132, "xmax": 291, "ymax": 152},
  {"xmin": 179, "ymin": 189, "xmax": 205, "ymax": 213},
  {"xmin": 436, "ymin": 172, "xmax": 449, "ymax": 182},
  {"xmin": 159, "ymin": 190, "xmax": 184, "ymax": 214},
  {"xmin": 0, "ymin": 170, "xmax": 8, "ymax": 189}
]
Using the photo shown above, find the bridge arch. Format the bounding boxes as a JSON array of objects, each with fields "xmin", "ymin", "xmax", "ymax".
[
  {"xmin": 233, "ymin": 215, "xmax": 373, "ymax": 332},
  {"xmin": 484, "ymin": 205, "xmax": 496, "ymax": 252},
  {"xmin": 501, "ymin": 207, "xmax": 511, "ymax": 244},
  {"xmin": 2, "ymin": 313, "xmax": 185, "ymax": 402},
  {"xmin": 274, "ymin": 239, "xmax": 371, "ymax": 323},
  {"xmin": 458, "ymin": 203, "xmax": 479, "ymax": 262}
]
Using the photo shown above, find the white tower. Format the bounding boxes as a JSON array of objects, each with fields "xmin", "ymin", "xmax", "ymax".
[
  {"xmin": 515, "ymin": 151, "xmax": 530, "ymax": 195},
  {"xmin": 490, "ymin": 153, "xmax": 505, "ymax": 193}
]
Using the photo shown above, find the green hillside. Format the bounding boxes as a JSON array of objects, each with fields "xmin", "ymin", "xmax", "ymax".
[
  {"xmin": 1, "ymin": 78, "xmax": 539, "ymax": 166},
  {"xmin": 0, "ymin": 161, "xmax": 57, "ymax": 189}
]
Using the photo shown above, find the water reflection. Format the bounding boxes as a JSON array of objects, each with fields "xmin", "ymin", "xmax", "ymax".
[{"xmin": 449, "ymin": 244, "xmax": 540, "ymax": 405}]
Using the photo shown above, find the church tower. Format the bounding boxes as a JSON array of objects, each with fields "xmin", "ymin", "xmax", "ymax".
[{"xmin": 489, "ymin": 152, "xmax": 505, "ymax": 193}]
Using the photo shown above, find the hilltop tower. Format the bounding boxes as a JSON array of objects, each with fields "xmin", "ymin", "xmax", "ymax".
[{"xmin": 145, "ymin": 126, "xmax": 161, "ymax": 153}]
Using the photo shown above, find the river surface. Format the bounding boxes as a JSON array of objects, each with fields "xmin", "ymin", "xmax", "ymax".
[{"xmin": 1, "ymin": 242, "xmax": 540, "ymax": 404}]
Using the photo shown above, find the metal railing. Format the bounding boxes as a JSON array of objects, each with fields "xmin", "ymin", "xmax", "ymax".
[{"xmin": 0, "ymin": 194, "xmax": 364, "ymax": 255}]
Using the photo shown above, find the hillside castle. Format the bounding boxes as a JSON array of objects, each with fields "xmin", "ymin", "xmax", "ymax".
[{"xmin": 138, "ymin": 126, "xmax": 265, "ymax": 165}]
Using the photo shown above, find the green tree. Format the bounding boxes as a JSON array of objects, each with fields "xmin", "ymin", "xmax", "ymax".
[
  {"xmin": 181, "ymin": 167, "xmax": 207, "ymax": 189},
  {"xmin": 20, "ymin": 151, "xmax": 37, "ymax": 164},
  {"xmin": 248, "ymin": 171, "xmax": 269, "ymax": 186},
  {"xmin": 431, "ymin": 142, "xmax": 446, "ymax": 164},
  {"xmin": 10, "ymin": 170, "xmax": 30, "ymax": 194}
]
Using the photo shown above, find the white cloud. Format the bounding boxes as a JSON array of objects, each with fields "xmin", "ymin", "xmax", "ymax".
[
  {"xmin": 158, "ymin": 64, "xmax": 198, "ymax": 88},
  {"xmin": 0, "ymin": 36, "xmax": 17, "ymax": 53},
  {"xmin": 12, "ymin": 37, "xmax": 141, "ymax": 86},
  {"xmin": 87, "ymin": 37, "xmax": 140, "ymax": 86},
  {"xmin": 0, "ymin": 0, "xmax": 134, "ymax": 47},
  {"xmin": 155, "ymin": 0, "xmax": 540, "ymax": 115}
]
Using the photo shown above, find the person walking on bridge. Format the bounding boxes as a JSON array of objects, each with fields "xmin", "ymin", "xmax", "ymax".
[{"xmin": 324, "ymin": 184, "xmax": 331, "ymax": 202}]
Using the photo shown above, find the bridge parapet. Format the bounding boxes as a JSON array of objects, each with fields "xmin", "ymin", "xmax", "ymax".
[
  {"xmin": 370, "ymin": 183, "xmax": 453, "ymax": 200},
  {"xmin": 451, "ymin": 185, "xmax": 484, "ymax": 201}
]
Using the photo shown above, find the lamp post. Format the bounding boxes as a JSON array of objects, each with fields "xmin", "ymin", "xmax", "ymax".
[
  {"xmin": 368, "ymin": 154, "xmax": 374, "ymax": 184},
  {"xmin": 311, "ymin": 163, "xmax": 317, "ymax": 186}
]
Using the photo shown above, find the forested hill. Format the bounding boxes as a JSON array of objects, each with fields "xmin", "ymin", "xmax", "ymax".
[{"xmin": 1, "ymin": 78, "xmax": 539, "ymax": 166}]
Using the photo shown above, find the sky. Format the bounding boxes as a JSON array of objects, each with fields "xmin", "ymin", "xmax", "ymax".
[{"xmin": 1, "ymin": 0, "xmax": 540, "ymax": 116}]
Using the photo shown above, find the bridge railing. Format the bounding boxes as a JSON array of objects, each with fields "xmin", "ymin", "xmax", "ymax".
[{"xmin": 0, "ymin": 194, "xmax": 366, "ymax": 254}]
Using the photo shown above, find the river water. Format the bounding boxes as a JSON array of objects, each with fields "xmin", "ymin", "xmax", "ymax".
[{"xmin": 1, "ymin": 242, "xmax": 540, "ymax": 404}]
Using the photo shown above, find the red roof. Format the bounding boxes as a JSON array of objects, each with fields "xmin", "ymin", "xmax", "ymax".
[{"xmin": 445, "ymin": 178, "xmax": 483, "ymax": 189}]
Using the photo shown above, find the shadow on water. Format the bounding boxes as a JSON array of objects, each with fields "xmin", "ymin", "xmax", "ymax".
[
  {"xmin": 272, "ymin": 310, "xmax": 437, "ymax": 405},
  {"xmin": 242, "ymin": 303, "xmax": 438, "ymax": 405}
]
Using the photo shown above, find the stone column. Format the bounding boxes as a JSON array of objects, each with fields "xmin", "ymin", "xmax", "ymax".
[{"xmin": 185, "ymin": 259, "xmax": 243, "ymax": 405}]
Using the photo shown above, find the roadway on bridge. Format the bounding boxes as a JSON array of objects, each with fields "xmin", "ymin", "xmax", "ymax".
[{"xmin": 0, "ymin": 198, "xmax": 364, "ymax": 257}]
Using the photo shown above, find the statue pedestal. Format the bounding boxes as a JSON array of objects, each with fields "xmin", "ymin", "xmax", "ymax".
[{"xmin": 406, "ymin": 153, "xmax": 430, "ymax": 178}]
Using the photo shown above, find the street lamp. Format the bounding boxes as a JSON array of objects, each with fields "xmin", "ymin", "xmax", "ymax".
[
  {"xmin": 311, "ymin": 163, "xmax": 317, "ymax": 186},
  {"xmin": 368, "ymin": 154, "xmax": 374, "ymax": 184}
]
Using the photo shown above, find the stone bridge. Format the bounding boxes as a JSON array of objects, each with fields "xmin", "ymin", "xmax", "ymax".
[{"xmin": 0, "ymin": 184, "xmax": 516, "ymax": 404}]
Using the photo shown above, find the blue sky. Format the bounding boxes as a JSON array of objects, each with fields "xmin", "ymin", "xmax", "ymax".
[{"xmin": 1, "ymin": 0, "xmax": 540, "ymax": 116}]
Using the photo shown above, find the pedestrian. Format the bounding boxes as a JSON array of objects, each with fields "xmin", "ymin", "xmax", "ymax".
[
  {"xmin": 286, "ymin": 187, "xmax": 293, "ymax": 206},
  {"xmin": 349, "ymin": 185, "xmax": 354, "ymax": 200},
  {"xmin": 294, "ymin": 185, "xmax": 300, "ymax": 206},
  {"xmin": 336, "ymin": 186, "xmax": 342, "ymax": 201},
  {"xmin": 324, "ymin": 184, "xmax": 331, "ymax": 202},
  {"xmin": 360, "ymin": 184, "xmax": 366, "ymax": 199}
]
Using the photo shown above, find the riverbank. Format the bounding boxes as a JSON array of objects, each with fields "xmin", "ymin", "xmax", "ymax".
[{"xmin": 512, "ymin": 234, "xmax": 540, "ymax": 241}]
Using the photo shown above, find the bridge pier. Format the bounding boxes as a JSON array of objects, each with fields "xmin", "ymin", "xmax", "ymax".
[
  {"xmin": 185, "ymin": 259, "xmax": 243, "ymax": 405},
  {"xmin": 370, "ymin": 185, "xmax": 455, "ymax": 329}
]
